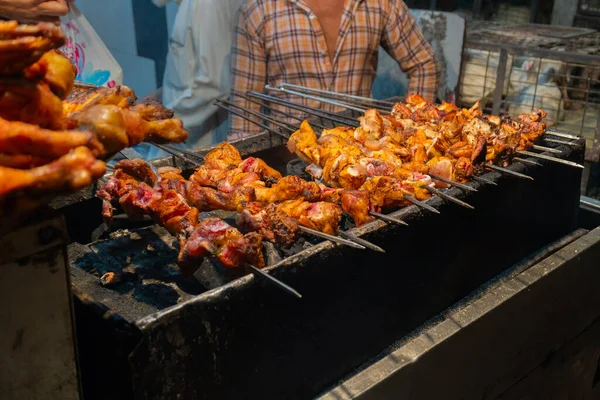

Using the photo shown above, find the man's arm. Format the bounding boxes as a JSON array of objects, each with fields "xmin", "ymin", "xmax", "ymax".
[
  {"xmin": 228, "ymin": 3, "xmax": 267, "ymax": 140},
  {"xmin": 380, "ymin": 0, "xmax": 439, "ymax": 103}
]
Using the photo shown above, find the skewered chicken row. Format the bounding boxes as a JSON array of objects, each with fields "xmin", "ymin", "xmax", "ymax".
[
  {"xmin": 137, "ymin": 158, "xmax": 344, "ymax": 239},
  {"xmin": 191, "ymin": 143, "xmax": 373, "ymax": 226},
  {"xmin": 288, "ymin": 121, "xmax": 437, "ymax": 212},
  {"xmin": 96, "ymin": 165, "xmax": 265, "ymax": 274},
  {"xmin": 104, "ymin": 156, "xmax": 347, "ymax": 248},
  {"xmin": 290, "ymin": 90, "xmax": 548, "ymax": 196}
]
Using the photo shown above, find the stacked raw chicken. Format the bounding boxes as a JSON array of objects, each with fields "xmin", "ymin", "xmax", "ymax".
[{"xmin": 0, "ymin": 21, "xmax": 187, "ymax": 225}]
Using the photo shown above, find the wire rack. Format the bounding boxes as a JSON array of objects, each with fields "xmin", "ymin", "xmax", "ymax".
[
  {"xmin": 458, "ymin": 23, "xmax": 600, "ymax": 198},
  {"xmin": 459, "ymin": 24, "xmax": 600, "ymax": 163}
]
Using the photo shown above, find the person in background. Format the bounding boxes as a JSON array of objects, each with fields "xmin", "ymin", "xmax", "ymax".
[
  {"xmin": 146, "ymin": 0, "xmax": 244, "ymax": 159},
  {"xmin": 229, "ymin": 0, "xmax": 439, "ymax": 139},
  {"xmin": 0, "ymin": 0, "xmax": 69, "ymax": 23}
]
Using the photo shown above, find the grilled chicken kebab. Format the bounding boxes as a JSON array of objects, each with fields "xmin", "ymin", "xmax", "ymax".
[
  {"xmin": 97, "ymin": 160, "xmax": 265, "ymax": 275},
  {"xmin": 287, "ymin": 93, "xmax": 548, "ymax": 213}
]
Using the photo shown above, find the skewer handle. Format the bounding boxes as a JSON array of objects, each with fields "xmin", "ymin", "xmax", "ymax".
[
  {"xmin": 515, "ymin": 150, "xmax": 585, "ymax": 169},
  {"xmin": 247, "ymin": 264, "xmax": 302, "ymax": 299},
  {"xmin": 402, "ymin": 195, "xmax": 440, "ymax": 214},
  {"xmin": 422, "ymin": 186, "xmax": 475, "ymax": 210},
  {"xmin": 428, "ymin": 173, "xmax": 477, "ymax": 192},
  {"xmin": 338, "ymin": 231, "xmax": 386, "ymax": 253},
  {"xmin": 298, "ymin": 226, "xmax": 366, "ymax": 249}
]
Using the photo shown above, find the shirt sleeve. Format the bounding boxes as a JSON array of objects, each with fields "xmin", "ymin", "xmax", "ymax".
[
  {"xmin": 228, "ymin": 3, "xmax": 268, "ymax": 140},
  {"xmin": 380, "ymin": 1, "xmax": 440, "ymax": 103}
]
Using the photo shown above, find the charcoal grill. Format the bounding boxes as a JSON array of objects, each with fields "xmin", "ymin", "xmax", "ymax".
[{"xmin": 56, "ymin": 101, "xmax": 585, "ymax": 398}]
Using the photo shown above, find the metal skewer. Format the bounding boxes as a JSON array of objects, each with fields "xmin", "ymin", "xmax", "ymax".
[
  {"xmin": 403, "ymin": 195, "xmax": 441, "ymax": 214},
  {"xmin": 515, "ymin": 150, "xmax": 585, "ymax": 169},
  {"xmin": 162, "ymin": 144, "xmax": 205, "ymax": 161},
  {"xmin": 471, "ymin": 175, "xmax": 497, "ymax": 186},
  {"xmin": 428, "ymin": 173, "xmax": 477, "ymax": 192},
  {"xmin": 298, "ymin": 226, "xmax": 366, "ymax": 249},
  {"xmin": 531, "ymin": 144, "xmax": 562, "ymax": 154},
  {"xmin": 216, "ymin": 98, "xmax": 297, "ymax": 133},
  {"xmin": 280, "ymin": 83, "xmax": 394, "ymax": 111},
  {"xmin": 513, "ymin": 157, "xmax": 542, "ymax": 166},
  {"xmin": 485, "ymin": 164, "xmax": 534, "ymax": 180},
  {"xmin": 338, "ymin": 231, "xmax": 385, "ymax": 253},
  {"xmin": 543, "ymin": 138, "xmax": 579, "ymax": 146},
  {"xmin": 266, "ymin": 84, "xmax": 373, "ymax": 114},
  {"xmin": 368, "ymin": 211, "xmax": 409, "ymax": 226},
  {"xmin": 544, "ymin": 130, "xmax": 580, "ymax": 140},
  {"xmin": 152, "ymin": 143, "xmax": 203, "ymax": 166},
  {"xmin": 281, "ymin": 83, "xmax": 396, "ymax": 108},
  {"xmin": 246, "ymin": 264, "xmax": 302, "ymax": 299},
  {"xmin": 422, "ymin": 186, "xmax": 475, "ymax": 210},
  {"xmin": 248, "ymin": 92, "xmax": 359, "ymax": 126},
  {"xmin": 240, "ymin": 94, "xmax": 329, "ymax": 130},
  {"xmin": 213, "ymin": 101, "xmax": 290, "ymax": 140}
]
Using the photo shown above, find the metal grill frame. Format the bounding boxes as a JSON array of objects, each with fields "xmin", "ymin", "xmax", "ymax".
[{"xmin": 67, "ymin": 122, "xmax": 585, "ymax": 399}]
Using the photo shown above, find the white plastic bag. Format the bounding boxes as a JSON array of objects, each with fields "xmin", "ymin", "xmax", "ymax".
[{"xmin": 60, "ymin": 4, "xmax": 123, "ymax": 87}]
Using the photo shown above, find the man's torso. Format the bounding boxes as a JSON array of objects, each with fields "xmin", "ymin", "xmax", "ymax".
[{"xmin": 249, "ymin": 0, "xmax": 392, "ymax": 98}]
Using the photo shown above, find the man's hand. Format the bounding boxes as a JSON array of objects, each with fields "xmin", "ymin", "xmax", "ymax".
[{"xmin": 0, "ymin": 0, "xmax": 69, "ymax": 24}]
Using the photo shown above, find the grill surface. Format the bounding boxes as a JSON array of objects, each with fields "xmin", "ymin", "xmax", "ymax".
[{"xmin": 67, "ymin": 130, "xmax": 584, "ymax": 399}]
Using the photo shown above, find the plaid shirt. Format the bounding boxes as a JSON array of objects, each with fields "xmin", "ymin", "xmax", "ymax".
[{"xmin": 228, "ymin": 0, "xmax": 439, "ymax": 139}]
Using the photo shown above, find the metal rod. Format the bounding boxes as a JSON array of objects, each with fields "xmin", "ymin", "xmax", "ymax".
[
  {"xmin": 428, "ymin": 173, "xmax": 478, "ymax": 192},
  {"xmin": 280, "ymin": 83, "xmax": 395, "ymax": 107},
  {"xmin": 513, "ymin": 157, "xmax": 542, "ymax": 167},
  {"xmin": 217, "ymin": 98, "xmax": 297, "ymax": 132},
  {"xmin": 298, "ymin": 226, "xmax": 366, "ymax": 249},
  {"xmin": 543, "ymin": 138, "xmax": 579, "ymax": 146},
  {"xmin": 580, "ymin": 196, "xmax": 600, "ymax": 213},
  {"xmin": 491, "ymin": 49, "xmax": 509, "ymax": 116},
  {"xmin": 162, "ymin": 144, "xmax": 204, "ymax": 161},
  {"xmin": 531, "ymin": 144, "xmax": 562, "ymax": 154},
  {"xmin": 337, "ymin": 231, "xmax": 385, "ymax": 253},
  {"xmin": 515, "ymin": 150, "xmax": 585, "ymax": 169},
  {"xmin": 216, "ymin": 99, "xmax": 295, "ymax": 133},
  {"xmin": 403, "ymin": 195, "xmax": 440, "ymax": 214},
  {"xmin": 240, "ymin": 94, "xmax": 329, "ymax": 130},
  {"xmin": 214, "ymin": 102, "xmax": 290, "ymax": 140},
  {"xmin": 368, "ymin": 211, "xmax": 409, "ymax": 226},
  {"xmin": 152, "ymin": 143, "xmax": 202, "ymax": 166},
  {"xmin": 266, "ymin": 84, "xmax": 371, "ymax": 113},
  {"xmin": 246, "ymin": 264, "xmax": 302, "ymax": 299},
  {"xmin": 491, "ymin": 160, "xmax": 536, "ymax": 176},
  {"xmin": 544, "ymin": 130, "xmax": 580, "ymax": 140},
  {"xmin": 471, "ymin": 175, "xmax": 497, "ymax": 186},
  {"xmin": 485, "ymin": 163, "xmax": 534, "ymax": 180},
  {"xmin": 248, "ymin": 91, "xmax": 359, "ymax": 127},
  {"xmin": 422, "ymin": 186, "xmax": 475, "ymax": 210}
]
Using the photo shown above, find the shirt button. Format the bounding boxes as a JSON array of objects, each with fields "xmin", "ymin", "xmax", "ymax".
[{"xmin": 309, "ymin": 13, "xmax": 316, "ymax": 20}]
